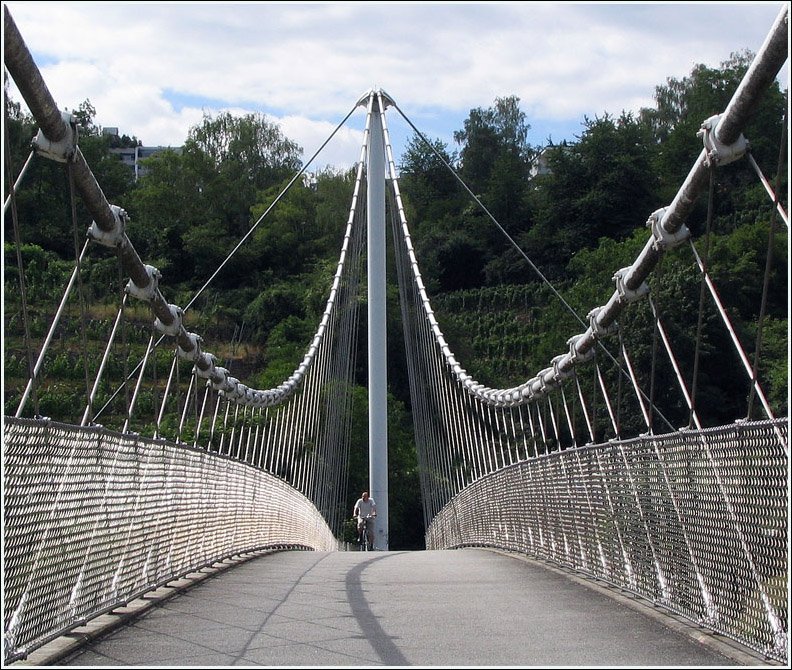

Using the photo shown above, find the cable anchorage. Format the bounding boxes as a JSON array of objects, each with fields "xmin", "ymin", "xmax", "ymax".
[
  {"xmin": 154, "ymin": 304, "xmax": 183, "ymax": 336},
  {"xmin": 88, "ymin": 205, "xmax": 129, "ymax": 248},
  {"xmin": 568, "ymin": 333, "xmax": 595, "ymax": 364},
  {"xmin": 32, "ymin": 111, "xmax": 77, "ymax": 162},
  {"xmin": 613, "ymin": 267, "xmax": 649, "ymax": 305},
  {"xmin": 648, "ymin": 207, "xmax": 691, "ymax": 252},
  {"xmin": 698, "ymin": 114, "xmax": 749, "ymax": 167},
  {"xmin": 177, "ymin": 332, "xmax": 204, "ymax": 363},
  {"xmin": 125, "ymin": 265, "xmax": 162, "ymax": 302},
  {"xmin": 588, "ymin": 306, "xmax": 618, "ymax": 339}
]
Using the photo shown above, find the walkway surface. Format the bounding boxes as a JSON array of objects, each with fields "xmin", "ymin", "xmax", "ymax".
[{"xmin": 56, "ymin": 548, "xmax": 763, "ymax": 666}]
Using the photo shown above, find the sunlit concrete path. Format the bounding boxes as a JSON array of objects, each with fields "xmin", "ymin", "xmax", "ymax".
[{"xmin": 55, "ymin": 549, "xmax": 760, "ymax": 666}]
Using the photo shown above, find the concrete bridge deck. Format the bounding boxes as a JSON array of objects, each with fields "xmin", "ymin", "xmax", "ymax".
[{"xmin": 27, "ymin": 549, "xmax": 774, "ymax": 666}]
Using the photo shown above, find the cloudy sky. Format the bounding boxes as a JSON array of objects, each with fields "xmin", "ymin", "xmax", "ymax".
[{"xmin": 5, "ymin": 2, "xmax": 788, "ymax": 169}]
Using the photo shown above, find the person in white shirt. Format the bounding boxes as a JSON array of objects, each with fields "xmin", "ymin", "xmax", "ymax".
[{"xmin": 353, "ymin": 491, "xmax": 377, "ymax": 548}]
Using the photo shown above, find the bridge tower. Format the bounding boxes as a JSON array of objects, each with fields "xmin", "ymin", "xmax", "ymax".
[{"xmin": 364, "ymin": 89, "xmax": 390, "ymax": 550}]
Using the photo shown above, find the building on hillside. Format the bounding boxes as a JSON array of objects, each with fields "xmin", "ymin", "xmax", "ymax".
[
  {"xmin": 529, "ymin": 147, "xmax": 553, "ymax": 179},
  {"xmin": 109, "ymin": 145, "xmax": 182, "ymax": 181},
  {"xmin": 104, "ymin": 127, "xmax": 181, "ymax": 181}
]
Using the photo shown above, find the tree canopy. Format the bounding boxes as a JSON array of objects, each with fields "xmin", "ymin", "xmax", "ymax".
[{"xmin": 4, "ymin": 52, "xmax": 787, "ymax": 547}]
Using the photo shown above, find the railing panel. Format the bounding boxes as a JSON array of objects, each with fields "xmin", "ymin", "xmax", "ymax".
[
  {"xmin": 426, "ymin": 419, "xmax": 788, "ymax": 662},
  {"xmin": 3, "ymin": 417, "xmax": 336, "ymax": 663}
]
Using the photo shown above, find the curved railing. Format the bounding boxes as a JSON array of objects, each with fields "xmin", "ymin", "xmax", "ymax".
[
  {"xmin": 426, "ymin": 418, "xmax": 788, "ymax": 662},
  {"xmin": 3, "ymin": 417, "xmax": 337, "ymax": 663}
]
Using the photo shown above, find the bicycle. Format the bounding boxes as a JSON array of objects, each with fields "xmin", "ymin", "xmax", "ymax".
[{"xmin": 358, "ymin": 514, "xmax": 375, "ymax": 551}]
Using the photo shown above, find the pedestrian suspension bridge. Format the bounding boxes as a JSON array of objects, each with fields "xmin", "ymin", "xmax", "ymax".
[{"xmin": 3, "ymin": 5, "xmax": 789, "ymax": 665}]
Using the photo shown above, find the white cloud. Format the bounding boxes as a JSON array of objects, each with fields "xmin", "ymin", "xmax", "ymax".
[
  {"xmin": 277, "ymin": 115, "xmax": 366, "ymax": 171},
  {"xmin": 5, "ymin": 2, "xmax": 786, "ymax": 168}
]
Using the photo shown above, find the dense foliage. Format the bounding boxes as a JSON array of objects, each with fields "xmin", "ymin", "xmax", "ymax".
[{"xmin": 4, "ymin": 51, "xmax": 787, "ymax": 549}]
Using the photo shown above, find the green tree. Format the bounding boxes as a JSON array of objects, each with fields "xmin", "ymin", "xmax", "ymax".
[
  {"xmin": 128, "ymin": 111, "xmax": 303, "ymax": 286},
  {"xmin": 400, "ymin": 97, "xmax": 539, "ymax": 292},
  {"xmin": 641, "ymin": 51, "xmax": 787, "ymax": 217},
  {"xmin": 523, "ymin": 113, "xmax": 658, "ymax": 280},
  {"xmin": 72, "ymin": 99, "xmax": 98, "ymax": 136},
  {"xmin": 453, "ymin": 96, "xmax": 537, "ymax": 285}
]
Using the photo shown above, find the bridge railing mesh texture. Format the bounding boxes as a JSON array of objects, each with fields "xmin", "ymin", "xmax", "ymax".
[
  {"xmin": 3, "ymin": 417, "xmax": 337, "ymax": 663},
  {"xmin": 426, "ymin": 419, "xmax": 788, "ymax": 663}
]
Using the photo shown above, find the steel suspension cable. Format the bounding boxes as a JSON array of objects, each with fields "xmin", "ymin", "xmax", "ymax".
[
  {"xmin": 182, "ymin": 102, "xmax": 360, "ymax": 314},
  {"xmin": 392, "ymin": 205, "xmax": 437, "ymax": 519},
  {"xmin": 117, "ymin": 246, "xmax": 132, "ymax": 430},
  {"xmin": 649, "ymin": 297, "xmax": 702, "ymax": 430},
  {"xmin": 747, "ymin": 101, "xmax": 788, "ymax": 418},
  {"xmin": 92, "ymin": 103, "xmax": 371, "ymax": 426},
  {"xmin": 747, "ymin": 153, "xmax": 789, "ymax": 227},
  {"xmin": 596, "ymin": 363, "xmax": 619, "ymax": 439},
  {"xmin": 620, "ymin": 339, "xmax": 652, "ymax": 433},
  {"xmin": 154, "ymin": 352, "xmax": 179, "ymax": 439},
  {"xmin": 574, "ymin": 370, "xmax": 596, "ymax": 443},
  {"xmin": 80, "ymin": 295, "xmax": 129, "ymax": 426},
  {"xmin": 384, "ymin": 7, "xmax": 787, "ymax": 420},
  {"xmin": 2, "ymin": 149, "xmax": 34, "ymax": 214},
  {"xmin": 15, "ymin": 241, "xmax": 90, "ymax": 417},
  {"xmin": 689, "ymin": 168, "xmax": 716, "ymax": 427},
  {"xmin": 687, "ymin": 240, "xmax": 776, "ymax": 421},
  {"xmin": 382, "ymin": 94, "xmax": 461, "ymax": 506},
  {"xmin": 560, "ymin": 382, "xmax": 576, "ymax": 447},
  {"xmin": 122, "ymin": 333, "xmax": 154, "ymax": 434},
  {"xmin": 66, "ymin": 162, "xmax": 93, "ymax": 415},
  {"xmin": 647, "ymin": 260, "xmax": 664, "ymax": 434},
  {"xmin": 384, "ymin": 103, "xmax": 677, "ymax": 435},
  {"xmin": 177, "ymin": 368, "xmax": 193, "ymax": 441},
  {"xmin": 745, "ymin": 95, "xmax": 789, "ymax": 228},
  {"xmin": 4, "ymin": 118, "xmax": 38, "ymax": 417}
]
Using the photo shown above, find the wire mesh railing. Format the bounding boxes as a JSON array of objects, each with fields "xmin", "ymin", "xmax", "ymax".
[
  {"xmin": 3, "ymin": 417, "xmax": 337, "ymax": 663},
  {"xmin": 426, "ymin": 418, "xmax": 788, "ymax": 662}
]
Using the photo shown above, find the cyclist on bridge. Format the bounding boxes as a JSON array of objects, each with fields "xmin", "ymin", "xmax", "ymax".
[{"xmin": 353, "ymin": 491, "xmax": 377, "ymax": 548}]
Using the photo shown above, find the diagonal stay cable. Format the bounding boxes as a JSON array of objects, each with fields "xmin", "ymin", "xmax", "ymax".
[
  {"xmin": 382, "ymin": 1, "xmax": 787, "ymax": 427},
  {"xmin": 3, "ymin": 150, "xmax": 34, "ymax": 214},
  {"xmin": 182, "ymin": 102, "xmax": 359, "ymax": 314},
  {"xmin": 94, "ymin": 102, "xmax": 362, "ymax": 422},
  {"xmin": 387, "ymin": 98, "xmax": 677, "ymax": 432},
  {"xmin": 388, "ymin": 103, "xmax": 629, "ymax": 370},
  {"xmin": 5, "ymin": 5, "xmax": 370, "ymax": 425},
  {"xmin": 389, "ymin": 100, "xmax": 589, "ymax": 332}
]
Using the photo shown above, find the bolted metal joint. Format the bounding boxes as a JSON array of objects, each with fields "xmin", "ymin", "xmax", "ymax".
[
  {"xmin": 531, "ymin": 380, "xmax": 547, "ymax": 400},
  {"xmin": 88, "ymin": 205, "xmax": 128, "ymax": 248},
  {"xmin": 219, "ymin": 377, "xmax": 244, "ymax": 400},
  {"xmin": 538, "ymin": 367, "xmax": 558, "ymax": 393},
  {"xmin": 613, "ymin": 267, "xmax": 649, "ymax": 305},
  {"xmin": 195, "ymin": 353, "xmax": 218, "ymax": 379},
  {"xmin": 520, "ymin": 383, "xmax": 535, "ymax": 401},
  {"xmin": 227, "ymin": 383, "xmax": 248, "ymax": 403},
  {"xmin": 568, "ymin": 333, "xmax": 595, "ymax": 364},
  {"xmin": 698, "ymin": 114, "xmax": 749, "ymax": 167},
  {"xmin": 551, "ymin": 354, "xmax": 573, "ymax": 383},
  {"xmin": 647, "ymin": 208, "xmax": 690, "ymax": 252},
  {"xmin": 210, "ymin": 366, "xmax": 229, "ymax": 391},
  {"xmin": 125, "ymin": 265, "xmax": 161, "ymax": 302},
  {"xmin": 154, "ymin": 304, "xmax": 183, "ymax": 337},
  {"xmin": 588, "ymin": 306, "xmax": 618, "ymax": 339},
  {"xmin": 31, "ymin": 111, "xmax": 77, "ymax": 162},
  {"xmin": 177, "ymin": 332, "xmax": 203, "ymax": 363}
]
